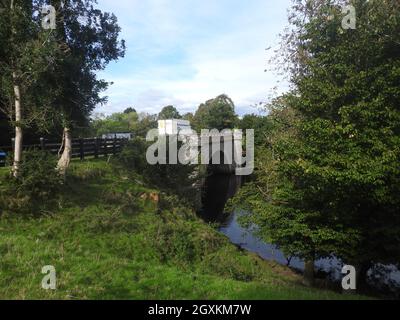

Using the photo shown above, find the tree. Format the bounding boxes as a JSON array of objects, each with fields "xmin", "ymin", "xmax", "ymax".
[
  {"xmin": 231, "ymin": 96, "xmax": 320, "ymax": 284},
  {"xmin": 283, "ymin": 0, "xmax": 400, "ymax": 287},
  {"xmin": 91, "ymin": 111, "xmax": 139, "ymax": 136},
  {"xmin": 193, "ymin": 94, "xmax": 238, "ymax": 131},
  {"xmin": 182, "ymin": 112, "xmax": 194, "ymax": 123},
  {"xmin": 233, "ymin": 0, "xmax": 400, "ymax": 287},
  {"xmin": 0, "ymin": 0, "xmax": 60, "ymax": 177},
  {"xmin": 50, "ymin": 0, "xmax": 125, "ymax": 175},
  {"xmin": 124, "ymin": 107, "xmax": 136, "ymax": 114},
  {"xmin": 158, "ymin": 105, "xmax": 181, "ymax": 120},
  {"xmin": 239, "ymin": 114, "xmax": 274, "ymax": 146},
  {"xmin": 134, "ymin": 113, "xmax": 157, "ymax": 138}
]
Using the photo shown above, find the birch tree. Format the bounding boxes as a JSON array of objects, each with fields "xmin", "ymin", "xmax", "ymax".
[{"xmin": 0, "ymin": 0, "xmax": 60, "ymax": 177}]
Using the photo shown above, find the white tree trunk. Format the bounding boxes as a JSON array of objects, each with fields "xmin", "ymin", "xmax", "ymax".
[
  {"xmin": 57, "ymin": 127, "xmax": 72, "ymax": 176},
  {"xmin": 12, "ymin": 72, "xmax": 23, "ymax": 178}
]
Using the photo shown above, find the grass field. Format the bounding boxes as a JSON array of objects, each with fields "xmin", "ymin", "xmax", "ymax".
[{"xmin": 0, "ymin": 160, "xmax": 370, "ymax": 299}]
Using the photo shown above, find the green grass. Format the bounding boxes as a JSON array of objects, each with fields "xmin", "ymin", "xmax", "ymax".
[{"xmin": 0, "ymin": 160, "xmax": 370, "ymax": 300}]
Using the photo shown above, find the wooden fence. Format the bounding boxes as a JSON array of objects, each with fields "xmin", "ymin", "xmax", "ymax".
[{"xmin": 0, "ymin": 137, "xmax": 128, "ymax": 162}]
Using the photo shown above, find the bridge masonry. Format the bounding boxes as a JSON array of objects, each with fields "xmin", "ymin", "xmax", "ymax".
[{"xmin": 179, "ymin": 130, "xmax": 247, "ymax": 174}]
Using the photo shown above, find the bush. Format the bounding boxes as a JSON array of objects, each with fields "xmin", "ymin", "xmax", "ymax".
[
  {"xmin": 115, "ymin": 137, "xmax": 148, "ymax": 172},
  {"xmin": 0, "ymin": 150, "xmax": 63, "ymax": 214},
  {"xmin": 153, "ymin": 216, "xmax": 227, "ymax": 266},
  {"xmin": 115, "ymin": 138, "xmax": 202, "ymax": 208}
]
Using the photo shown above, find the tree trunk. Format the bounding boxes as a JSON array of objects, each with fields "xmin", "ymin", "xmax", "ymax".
[
  {"xmin": 57, "ymin": 127, "xmax": 72, "ymax": 177},
  {"xmin": 12, "ymin": 72, "xmax": 23, "ymax": 178},
  {"xmin": 303, "ymin": 259, "xmax": 315, "ymax": 287}
]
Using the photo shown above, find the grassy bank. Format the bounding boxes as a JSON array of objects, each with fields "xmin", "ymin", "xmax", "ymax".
[{"xmin": 0, "ymin": 160, "xmax": 368, "ymax": 299}]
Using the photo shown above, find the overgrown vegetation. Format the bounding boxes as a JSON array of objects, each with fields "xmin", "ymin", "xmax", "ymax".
[
  {"xmin": 230, "ymin": 0, "xmax": 400, "ymax": 292},
  {"xmin": 1, "ymin": 0, "xmax": 398, "ymax": 300},
  {"xmin": 114, "ymin": 138, "xmax": 202, "ymax": 209},
  {"xmin": 0, "ymin": 159, "xmax": 369, "ymax": 299},
  {"xmin": 0, "ymin": 151, "xmax": 63, "ymax": 215}
]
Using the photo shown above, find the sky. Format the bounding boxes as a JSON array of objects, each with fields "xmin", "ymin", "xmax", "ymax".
[{"xmin": 95, "ymin": 0, "xmax": 293, "ymax": 117}]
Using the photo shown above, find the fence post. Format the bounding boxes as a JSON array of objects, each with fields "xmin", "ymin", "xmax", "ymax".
[
  {"xmin": 11, "ymin": 138, "xmax": 15, "ymax": 153},
  {"xmin": 104, "ymin": 138, "xmax": 108, "ymax": 158},
  {"xmin": 40, "ymin": 137, "xmax": 45, "ymax": 151},
  {"xmin": 94, "ymin": 137, "xmax": 99, "ymax": 159},
  {"xmin": 113, "ymin": 135, "xmax": 117, "ymax": 155},
  {"xmin": 79, "ymin": 138, "xmax": 84, "ymax": 160}
]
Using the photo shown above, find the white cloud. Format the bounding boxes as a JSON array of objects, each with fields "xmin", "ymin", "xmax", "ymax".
[{"xmin": 95, "ymin": 0, "xmax": 292, "ymax": 116}]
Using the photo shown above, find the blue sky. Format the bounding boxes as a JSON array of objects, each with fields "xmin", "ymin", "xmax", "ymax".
[{"xmin": 95, "ymin": 0, "xmax": 293, "ymax": 116}]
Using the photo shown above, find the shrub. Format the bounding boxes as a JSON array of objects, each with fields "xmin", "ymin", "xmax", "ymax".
[
  {"xmin": 153, "ymin": 216, "xmax": 227, "ymax": 266},
  {"xmin": 115, "ymin": 137, "xmax": 148, "ymax": 172},
  {"xmin": 115, "ymin": 138, "xmax": 202, "ymax": 208},
  {"xmin": 0, "ymin": 150, "xmax": 63, "ymax": 214}
]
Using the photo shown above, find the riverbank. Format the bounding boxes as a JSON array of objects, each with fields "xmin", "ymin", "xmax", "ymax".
[
  {"xmin": 0, "ymin": 159, "xmax": 369, "ymax": 299},
  {"xmin": 219, "ymin": 210, "xmax": 400, "ymax": 298}
]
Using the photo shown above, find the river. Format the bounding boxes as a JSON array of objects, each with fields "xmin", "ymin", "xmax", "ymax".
[
  {"xmin": 201, "ymin": 172, "xmax": 400, "ymax": 296},
  {"xmin": 219, "ymin": 210, "xmax": 400, "ymax": 295}
]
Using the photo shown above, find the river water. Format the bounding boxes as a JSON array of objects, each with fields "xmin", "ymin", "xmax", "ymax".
[
  {"xmin": 201, "ymin": 172, "xmax": 400, "ymax": 295},
  {"xmin": 219, "ymin": 210, "xmax": 344, "ymax": 280},
  {"xmin": 218, "ymin": 209, "xmax": 400, "ymax": 295}
]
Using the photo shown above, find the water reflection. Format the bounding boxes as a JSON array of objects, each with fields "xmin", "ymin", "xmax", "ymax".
[
  {"xmin": 219, "ymin": 210, "xmax": 400, "ymax": 293},
  {"xmin": 219, "ymin": 210, "xmax": 343, "ymax": 280},
  {"xmin": 200, "ymin": 172, "xmax": 400, "ymax": 296}
]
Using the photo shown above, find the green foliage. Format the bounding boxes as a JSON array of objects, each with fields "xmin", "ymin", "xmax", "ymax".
[
  {"xmin": 124, "ymin": 107, "xmax": 136, "ymax": 114},
  {"xmin": 154, "ymin": 218, "xmax": 225, "ymax": 265},
  {"xmin": 90, "ymin": 111, "xmax": 159, "ymax": 139},
  {"xmin": 193, "ymin": 94, "xmax": 238, "ymax": 131},
  {"xmin": 39, "ymin": 0, "xmax": 126, "ymax": 133},
  {"xmin": 239, "ymin": 114, "xmax": 274, "ymax": 146},
  {"xmin": 115, "ymin": 138, "xmax": 200, "ymax": 208},
  {"xmin": 233, "ymin": 0, "xmax": 400, "ymax": 278},
  {"xmin": 182, "ymin": 112, "xmax": 194, "ymax": 123},
  {"xmin": 114, "ymin": 137, "xmax": 149, "ymax": 173},
  {"xmin": 91, "ymin": 112, "xmax": 138, "ymax": 136},
  {"xmin": 0, "ymin": 160, "xmax": 369, "ymax": 299},
  {"xmin": 133, "ymin": 113, "xmax": 158, "ymax": 138},
  {"xmin": 0, "ymin": 0, "xmax": 62, "ymax": 134},
  {"xmin": 13, "ymin": 151, "xmax": 62, "ymax": 196},
  {"xmin": 0, "ymin": 150, "xmax": 63, "ymax": 214},
  {"xmin": 67, "ymin": 161, "xmax": 108, "ymax": 182},
  {"xmin": 158, "ymin": 105, "xmax": 181, "ymax": 120}
]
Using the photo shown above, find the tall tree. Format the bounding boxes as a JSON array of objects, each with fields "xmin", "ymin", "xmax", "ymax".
[
  {"xmin": 123, "ymin": 107, "xmax": 136, "ymax": 114},
  {"xmin": 239, "ymin": 114, "xmax": 274, "ymax": 146},
  {"xmin": 282, "ymin": 0, "xmax": 400, "ymax": 286},
  {"xmin": 0, "ymin": 0, "xmax": 60, "ymax": 177},
  {"xmin": 193, "ymin": 94, "xmax": 238, "ymax": 131},
  {"xmin": 157, "ymin": 105, "xmax": 181, "ymax": 120},
  {"xmin": 233, "ymin": 0, "xmax": 400, "ymax": 287},
  {"xmin": 49, "ymin": 0, "xmax": 125, "ymax": 175}
]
